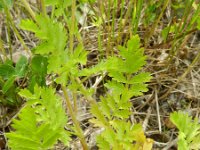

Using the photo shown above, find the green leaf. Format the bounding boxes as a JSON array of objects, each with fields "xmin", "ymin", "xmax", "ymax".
[
  {"xmin": 161, "ymin": 26, "xmax": 170, "ymax": 42},
  {"xmin": 0, "ymin": 64, "xmax": 15, "ymax": 79},
  {"xmin": 20, "ymin": 14, "xmax": 67, "ymax": 75},
  {"xmin": 0, "ymin": 0, "xmax": 13, "ymax": 11},
  {"xmin": 105, "ymin": 81, "xmax": 124, "ymax": 94},
  {"xmin": 6, "ymin": 87, "xmax": 71, "ymax": 149},
  {"xmin": 170, "ymin": 111, "xmax": 200, "ymax": 150},
  {"xmin": 90, "ymin": 35, "xmax": 153, "ymax": 149},
  {"xmin": 71, "ymin": 45, "xmax": 88, "ymax": 65},
  {"xmin": 31, "ymin": 55, "xmax": 47, "ymax": 74},
  {"xmin": 90, "ymin": 103, "xmax": 107, "ymax": 127},
  {"xmin": 79, "ymin": 61, "xmax": 106, "ymax": 76},
  {"xmin": 96, "ymin": 135, "xmax": 110, "ymax": 150},
  {"xmin": 130, "ymin": 83, "xmax": 148, "ymax": 96},
  {"xmin": 2, "ymin": 75, "xmax": 16, "ymax": 94},
  {"xmin": 20, "ymin": 19, "xmax": 39, "ymax": 32},
  {"xmin": 60, "ymin": 130, "xmax": 71, "ymax": 146},
  {"xmin": 178, "ymin": 132, "xmax": 189, "ymax": 150},
  {"xmin": 197, "ymin": 17, "xmax": 200, "ymax": 30},
  {"xmin": 15, "ymin": 55, "xmax": 28, "ymax": 77},
  {"xmin": 18, "ymin": 89, "xmax": 35, "ymax": 99},
  {"xmin": 129, "ymin": 72, "xmax": 152, "ymax": 84},
  {"xmin": 45, "ymin": 0, "xmax": 58, "ymax": 5},
  {"xmin": 190, "ymin": 134, "xmax": 200, "ymax": 149}
]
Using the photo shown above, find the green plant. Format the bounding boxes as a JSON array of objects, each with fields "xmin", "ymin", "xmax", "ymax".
[
  {"xmin": 6, "ymin": 85, "xmax": 71, "ymax": 150},
  {"xmin": 170, "ymin": 111, "xmax": 200, "ymax": 150},
  {"xmin": 88, "ymin": 35, "xmax": 153, "ymax": 150},
  {"xmin": 0, "ymin": 56, "xmax": 28, "ymax": 106},
  {"xmin": 1, "ymin": 0, "xmax": 200, "ymax": 149},
  {"xmin": 3, "ymin": 0, "xmax": 154, "ymax": 149}
]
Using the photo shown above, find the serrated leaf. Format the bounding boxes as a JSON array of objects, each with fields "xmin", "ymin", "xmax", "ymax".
[
  {"xmin": 129, "ymin": 72, "xmax": 152, "ymax": 84},
  {"xmin": 130, "ymin": 83, "xmax": 148, "ymax": 96},
  {"xmin": 105, "ymin": 81, "xmax": 124, "ymax": 94},
  {"xmin": 90, "ymin": 104, "xmax": 107, "ymax": 127},
  {"xmin": 89, "ymin": 118, "xmax": 105, "ymax": 127},
  {"xmin": 96, "ymin": 135, "xmax": 110, "ymax": 150},
  {"xmin": 190, "ymin": 134, "xmax": 200, "ymax": 149},
  {"xmin": 20, "ymin": 19, "xmax": 39, "ymax": 32},
  {"xmin": 100, "ymin": 97, "xmax": 111, "ymax": 119},
  {"xmin": 20, "ymin": 14, "xmax": 67, "ymax": 76},
  {"xmin": 108, "ymin": 71, "xmax": 127, "ymax": 83},
  {"xmin": 71, "ymin": 45, "xmax": 88, "ymax": 65},
  {"xmin": 78, "ymin": 61, "xmax": 106, "ymax": 76},
  {"xmin": 60, "ymin": 130, "xmax": 71, "ymax": 146},
  {"xmin": 7, "ymin": 87, "xmax": 71, "ymax": 149},
  {"xmin": 170, "ymin": 111, "xmax": 200, "ymax": 150},
  {"xmin": 101, "ymin": 128, "xmax": 116, "ymax": 146},
  {"xmin": 18, "ymin": 89, "xmax": 35, "ymax": 99}
]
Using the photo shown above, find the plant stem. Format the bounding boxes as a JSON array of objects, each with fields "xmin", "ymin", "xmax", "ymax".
[
  {"xmin": 69, "ymin": 0, "xmax": 76, "ymax": 52},
  {"xmin": 144, "ymin": 0, "xmax": 169, "ymax": 48},
  {"xmin": 4, "ymin": 7, "xmax": 30, "ymax": 55},
  {"xmin": 75, "ymin": 77, "xmax": 109, "ymax": 126},
  {"xmin": 21, "ymin": 0, "xmax": 36, "ymax": 21},
  {"xmin": 0, "ymin": 39, "xmax": 8, "ymax": 60},
  {"xmin": 61, "ymin": 85, "xmax": 88, "ymax": 150},
  {"xmin": 40, "ymin": 0, "xmax": 46, "ymax": 17}
]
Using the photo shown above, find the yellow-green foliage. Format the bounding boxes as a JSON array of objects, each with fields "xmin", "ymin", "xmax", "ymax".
[
  {"xmin": 6, "ymin": 86, "xmax": 71, "ymax": 150},
  {"xmin": 6, "ymin": 1, "xmax": 153, "ymax": 150},
  {"xmin": 170, "ymin": 111, "xmax": 200, "ymax": 150},
  {"xmin": 90, "ymin": 35, "xmax": 153, "ymax": 149}
]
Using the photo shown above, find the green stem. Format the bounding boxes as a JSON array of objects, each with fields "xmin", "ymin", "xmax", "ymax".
[
  {"xmin": 4, "ymin": 7, "xmax": 31, "ymax": 55},
  {"xmin": 61, "ymin": 86, "xmax": 88, "ymax": 150},
  {"xmin": 40, "ymin": 0, "xmax": 47, "ymax": 17},
  {"xmin": 75, "ymin": 77, "xmax": 109, "ymax": 127},
  {"xmin": 0, "ymin": 39, "xmax": 8, "ymax": 60},
  {"xmin": 5, "ymin": 13, "xmax": 12, "ymax": 59},
  {"xmin": 69, "ymin": 0, "xmax": 76, "ymax": 52},
  {"xmin": 144, "ymin": 0, "xmax": 169, "ymax": 48},
  {"xmin": 20, "ymin": 0, "xmax": 36, "ymax": 21}
]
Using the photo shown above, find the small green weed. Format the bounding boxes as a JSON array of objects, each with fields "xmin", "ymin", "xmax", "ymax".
[{"xmin": 170, "ymin": 111, "xmax": 200, "ymax": 150}]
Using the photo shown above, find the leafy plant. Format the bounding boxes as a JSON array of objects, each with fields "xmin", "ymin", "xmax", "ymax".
[
  {"xmin": 4, "ymin": 1, "xmax": 154, "ymax": 150},
  {"xmin": 170, "ymin": 111, "xmax": 200, "ymax": 150},
  {"xmin": 0, "ymin": 56, "xmax": 28, "ymax": 106},
  {"xmin": 6, "ymin": 86, "xmax": 71, "ymax": 150},
  {"xmin": 89, "ymin": 35, "xmax": 153, "ymax": 149}
]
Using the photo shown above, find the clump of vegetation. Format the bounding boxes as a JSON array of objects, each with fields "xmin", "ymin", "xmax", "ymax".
[
  {"xmin": 0, "ymin": 0, "xmax": 200, "ymax": 149},
  {"xmin": 170, "ymin": 111, "xmax": 200, "ymax": 150}
]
